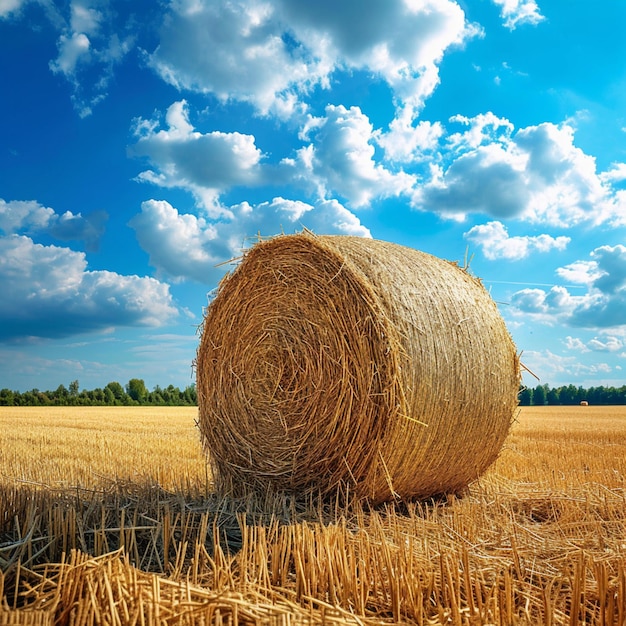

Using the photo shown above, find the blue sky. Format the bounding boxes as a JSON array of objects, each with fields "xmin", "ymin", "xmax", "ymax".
[{"xmin": 1, "ymin": 0, "xmax": 625, "ymax": 393}]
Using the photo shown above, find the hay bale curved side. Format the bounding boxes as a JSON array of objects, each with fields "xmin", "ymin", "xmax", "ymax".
[{"xmin": 196, "ymin": 234, "xmax": 519, "ymax": 503}]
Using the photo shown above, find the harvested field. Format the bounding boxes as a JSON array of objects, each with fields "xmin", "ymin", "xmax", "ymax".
[{"xmin": 1, "ymin": 405, "xmax": 625, "ymax": 624}]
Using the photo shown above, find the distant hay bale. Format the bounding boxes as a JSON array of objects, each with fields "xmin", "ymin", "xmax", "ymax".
[
  {"xmin": 196, "ymin": 234, "xmax": 520, "ymax": 504},
  {"xmin": 580, "ymin": 401, "xmax": 589, "ymax": 406}
]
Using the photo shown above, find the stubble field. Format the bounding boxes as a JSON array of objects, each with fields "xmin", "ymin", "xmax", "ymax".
[{"xmin": 1, "ymin": 405, "xmax": 625, "ymax": 624}]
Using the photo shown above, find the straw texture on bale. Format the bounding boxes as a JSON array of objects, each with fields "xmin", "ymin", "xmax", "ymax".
[{"xmin": 196, "ymin": 234, "xmax": 520, "ymax": 503}]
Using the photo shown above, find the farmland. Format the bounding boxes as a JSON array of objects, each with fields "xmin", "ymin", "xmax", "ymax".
[{"xmin": 1, "ymin": 406, "xmax": 625, "ymax": 624}]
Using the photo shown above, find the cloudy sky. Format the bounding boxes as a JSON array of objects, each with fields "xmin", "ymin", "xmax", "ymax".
[{"xmin": 1, "ymin": 0, "xmax": 625, "ymax": 393}]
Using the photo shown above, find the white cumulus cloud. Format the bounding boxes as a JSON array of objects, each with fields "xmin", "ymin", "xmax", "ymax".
[
  {"xmin": 50, "ymin": 31, "xmax": 91, "ymax": 76},
  {"xmin": 565, "ymin": 334, "xmax": 625, "ymax": 354},
  {"xmin": 587, "ymin": 336, "xmax": 624, "ymax": 352},
  {"xmin": 70, "ymin": 0, "xmax": 101, "ymax": 34},
  {"xmin": 491, "ymin": 0, "xmax": 545, "ymax": 29},
  {"xmin": 287, "ymin": 104, "xmax": 415, "ymax": 207},
  {"xmin": 131, "ymin": 100, "xmax": 416, "ymax": 213},
  {"xmin": 128, "ymin": 200, "xmax": 226, "ymax": 284},
  {"xmin": 519, "ymin": 349, "xmax": 616, "ymax": 387},
  {"xmin": 0, "ymin": 234, "xmax": 178, "ymax": 341},
  {"xmin": 511, "ymin": 244, "xmax": 626, "ymax": 329},
  {"xmin": 149, "ymin": 0, "xmax": 478, "ymax": 117},
  {"xmin": 600, "ymin": 163, "xmax": 626, "ymax": 185},
  {"xmin": 556, "ymin": 260, "xmax": 604, "ymax": 286},
  {"xmin": 464, "ymin": 220, "xmax": 570, "ymax": 260},
  {"xmin": 0, "ymin": 198, "xmax": 107, "ymax": 251},
  {"xmin": 378, "ymin": 119, "xmax": 444, "ymax": 163},
  {"xmin": 0, "ymin": 0, "xmax": 27, "ymax": 17},
  {"xmin": 564, "ymin": 336, "xmax": 590, "ymax": 353},
  {"xmin": 130, "ymin": 101, "xmax": 265, "ymax": 217},
  {"xmin": 46, "ymin": 0, "xmax": 135, "ymax": 116},
  {"xmin": 414, "ymin": 114, "xmax": 624, "ymax": 226},
  {"xmin": 0, "ymin": 198, "xmax": 55, "ymax": 232}
]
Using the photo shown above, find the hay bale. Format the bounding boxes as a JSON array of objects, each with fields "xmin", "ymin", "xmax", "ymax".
[{"xmin": 196, "ymin": 234, "xmax": 519, "ymax": 503}]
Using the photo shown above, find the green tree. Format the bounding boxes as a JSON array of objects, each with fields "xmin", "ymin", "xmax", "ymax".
[
  {"xmin": 519, "ymin": 387, "xmax": 532, "ymax": 406},
  {"xmin": 54, "ymin": 384, "xmax": 69, "ymax": 404},
  {"xmin": 22, "ymin": 390, "xmax": 38, "ymax": 405},
  {"xmin": 533, "ymin": 384, "xmax": 547, "ymax": 406},
  {"xmin": 0, "ymin": 388, "xmax": 14, "ymax": 406},
  {"xmin": 126, "ymin": 378, "xmax": 148, "ymax": 403},
  {"xmin": 103, "ymin": 386, "xmax": 115, "ymax": 404},
  {"xmin": 546, "ymin": 387, "xmax": 559, "ymax": 405},
  {"xmin": 161, "ymin": 385, "xmax": 174, "ymax": 405},
  {"xmin": 559, "ymin": 384, "xmax": 578, "ymax": 405},
  {"xmin": 150, "ymin": 385, "xmax": 164, "ymax": 405},
  {"xmin": 183, "ymin": 384, "xmax": 197, "ymax": 405},
  {"xmin": 37, "ymin": 391, "xmax": 51, "ymax": 405},
  {"xmin": 588, "ymin": 386, "xmax": 603, "ymax": 405},
  {"xmin": 69, "ymin": 380, "xmax": 80, "ymax": 397},
  {"xmin": 105, "ymin": 381, "xmax": 126, "ymax": 404}
]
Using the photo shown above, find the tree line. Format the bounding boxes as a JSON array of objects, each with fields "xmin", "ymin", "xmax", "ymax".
[
  {"xmin": 1, "ymin": 380, "xmax": 625, "ymax": 407},
  {"xmin": 0, "ymin": 379, "xmax": 197, "ymax": 406},
  {"xmin": 519, "ymin": 383, "xmax": 626, "ymax": 406}
]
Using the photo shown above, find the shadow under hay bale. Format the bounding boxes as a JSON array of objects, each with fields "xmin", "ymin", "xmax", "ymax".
[{"xmin": 197, "ymin": 234, "xmax": 520, "ymax": 505}]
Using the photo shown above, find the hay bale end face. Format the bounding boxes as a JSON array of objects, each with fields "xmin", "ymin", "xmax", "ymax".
[{"xmin": 196, "ymin": 234, "xmax": 520, "ymax": 504}]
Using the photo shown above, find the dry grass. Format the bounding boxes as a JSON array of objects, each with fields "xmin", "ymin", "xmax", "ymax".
[
  {"xmin": 1, "ymin": 405, "xmax": 625, "ymax": 624},
  {"xmin": 0, "ymin": 406, "xmax": 207, "ymax": 494}
]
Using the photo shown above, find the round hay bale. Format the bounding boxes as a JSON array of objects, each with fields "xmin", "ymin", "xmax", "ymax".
[{"xmin": 196, "ymin": 233, "xmax": 520, "ymax": 503}]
